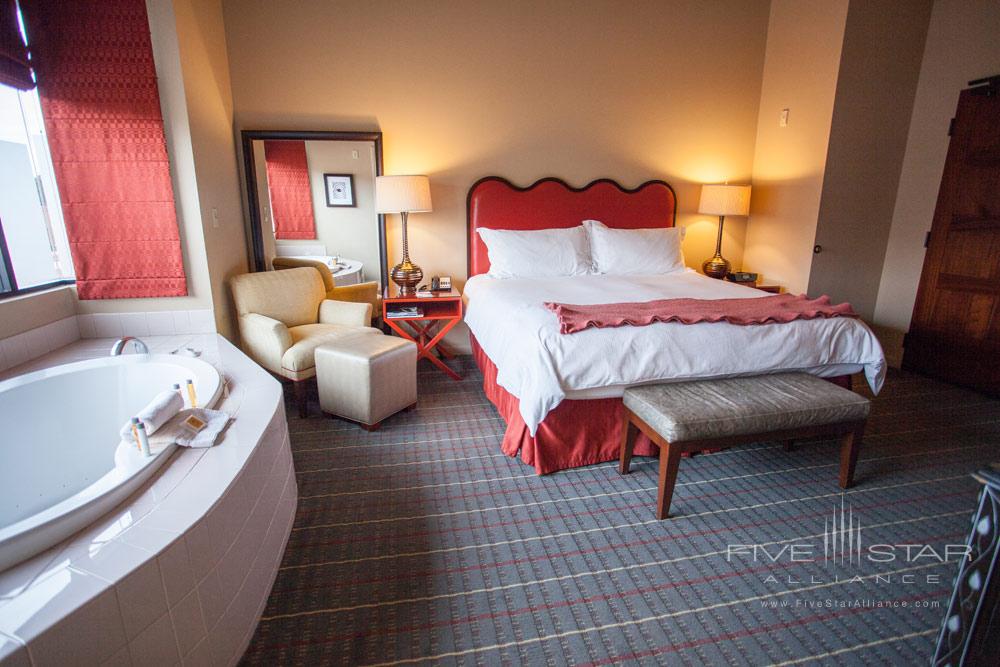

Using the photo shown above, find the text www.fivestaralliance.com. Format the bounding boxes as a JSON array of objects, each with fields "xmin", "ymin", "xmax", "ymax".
[{"xmin": 760, "ymin": 599, "xmax": 940, "ymax": 609}]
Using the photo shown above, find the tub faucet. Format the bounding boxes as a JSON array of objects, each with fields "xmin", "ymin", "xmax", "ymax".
[{"xmin": 110, "ymin": 336, "xmax": 149, "ymax": 356}]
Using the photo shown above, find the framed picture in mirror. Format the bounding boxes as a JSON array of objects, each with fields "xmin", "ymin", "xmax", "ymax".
[{"xmin": 324, "ymin": 173, "xmax": 355, "ymax": 207}]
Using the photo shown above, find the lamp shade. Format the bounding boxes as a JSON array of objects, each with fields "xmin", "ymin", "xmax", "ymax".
[
  {"xmin": 698, "ymin": 184, "xmax": 751, "ymax": 217},
  {"xmin": 375, "ymin": 175, "xmax": 433, "ymax": 214}
]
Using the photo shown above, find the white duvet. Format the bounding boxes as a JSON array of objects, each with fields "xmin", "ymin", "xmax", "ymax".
[{"xmin": 463, "ymin": 269, "xmax": 886, "ymax": 435}]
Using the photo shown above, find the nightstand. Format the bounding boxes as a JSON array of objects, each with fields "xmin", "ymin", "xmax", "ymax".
[
  {"xmin": 383, "ymin": 288, "xmax": 463, "ymax": 380},
  {"xmin": 728, "ymin": 280, "xmax": 782, "ymax": 293}
]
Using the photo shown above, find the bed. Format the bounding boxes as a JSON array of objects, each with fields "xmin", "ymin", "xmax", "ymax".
[{"xmin": 464, "ymin": 176, "xmax": 886, "ymax": 474}]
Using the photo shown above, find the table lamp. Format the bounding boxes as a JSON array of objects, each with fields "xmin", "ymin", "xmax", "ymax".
[
  {"xmin": 697, "ymin": 183, "xmax": 751, "ymax": 279},
  {"xmin": 376, "ymin": 175, "xmax": 432, "ymax": 295}
]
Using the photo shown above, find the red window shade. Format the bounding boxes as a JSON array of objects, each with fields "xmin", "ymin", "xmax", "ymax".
[
  {"xmin": 0, "ymin": 0, "xmax": 32, "ymax": 90},
  {"xmin": 263, "ymin": 140, "xmax": 317, "ymax": 240},
  {"xmin": 21, "ymin": 0, "xmax": 186, "ymax": 299}
]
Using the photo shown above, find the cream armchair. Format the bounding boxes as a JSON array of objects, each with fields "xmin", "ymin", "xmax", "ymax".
[
  {"xmin": 271, "ymin": 256, "xmax": 381, "ymax": 325},
  {"xmin": 230, "ymin": 267, "xmax": 381, "ymax": 416}
]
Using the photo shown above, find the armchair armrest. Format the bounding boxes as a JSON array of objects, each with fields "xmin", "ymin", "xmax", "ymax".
[
  {"xmin": 319, "ymin": 299, "xmax": 372, "ymax": 327},
  {"xmin": 329, "ymin": 281, "xmax": 380, "ymax": 322},
  {"xmin": 239, "ymin": 313, "xmax": 293, "ymax": 373}
]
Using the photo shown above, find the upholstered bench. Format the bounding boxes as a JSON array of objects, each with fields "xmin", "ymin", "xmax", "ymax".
[
  {"xmin": 619, "ymin": 373, "xmax": 871, "ymax": 519},
  {"xmin": 315, "ymin": 335, "xmax": 417, "ymax": 430}
]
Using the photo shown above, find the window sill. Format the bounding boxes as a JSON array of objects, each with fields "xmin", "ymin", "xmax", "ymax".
[{"xmin": 0, "ymin": 279, "xmax": 76, "ymax": 301}]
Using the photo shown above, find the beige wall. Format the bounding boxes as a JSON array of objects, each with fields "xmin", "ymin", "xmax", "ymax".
[
  {"xmin": 873, "ymin": 0, "xmax": 1000, "ymax": 363},
  {"xmin": 172, "ymin": 0, "xmax": 249, "ymax": 340},
  {"xmin": 0, "ymin": 286, "xmax": 75, "ymax": 339},
  {"xmin": 741, "ymin": 0, "xmax": 849, "ymax": 294},
  {"xmin": 807, "ymin": 0, "xmax": 932, "ymax": 320},
  {"xmin": 222, "ymin": 0, "xmax": 771, "ymax": 348},
  {"xmin": 303, "ymin": 140, "xmax": 381, "ymax": 285}
]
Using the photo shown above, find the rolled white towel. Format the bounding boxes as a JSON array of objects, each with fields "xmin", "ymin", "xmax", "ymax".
[{"xmin": 120, "ymin": 390, "xmax": 184, "ymax": 443}]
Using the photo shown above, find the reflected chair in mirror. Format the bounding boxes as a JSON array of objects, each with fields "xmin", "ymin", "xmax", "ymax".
[
  {"xmin": 229, "ymin": 267, "xmax": 381, "ymax": 417},
  {"xmin": 271, "ymin": 256, "xmax": 381, "ymax": 326}
]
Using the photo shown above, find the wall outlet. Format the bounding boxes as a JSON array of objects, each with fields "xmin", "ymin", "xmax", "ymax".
[
  {"xmin": 779, "ymin": 108, "xmax": 789, "ymax": 127},
  {"xmin": 352, "ymin": 150, "xmax": 359, "ymax": 159},
  {"xmin": 211, "ymin": 207, "xmax": 220, "ymax": 229}
]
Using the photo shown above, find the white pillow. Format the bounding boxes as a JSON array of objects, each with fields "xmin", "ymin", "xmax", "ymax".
[
  {"xmin": 477, "ymin": 226, "xmax": 593, "ymax": 279},
  {"xmin": 584, "ymin": 219, "xmax": 686, "ymax": 275}
]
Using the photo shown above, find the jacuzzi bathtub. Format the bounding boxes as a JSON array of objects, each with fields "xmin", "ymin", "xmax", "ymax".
[{"xmin": 0, "ymin": 353, "xmax": 223, "ymax": 572}]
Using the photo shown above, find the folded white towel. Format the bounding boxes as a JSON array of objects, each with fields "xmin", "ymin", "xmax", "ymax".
[
  {"xmin": 148, "ymin": 408, "xmax": 232, "ymax": 450},
  {"xmin": 120, "ymin": 390, "xmax": 184, "ymax": 443}
]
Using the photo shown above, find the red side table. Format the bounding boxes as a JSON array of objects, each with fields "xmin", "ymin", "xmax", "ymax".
[{"xmin": 383, "ymin": 288, "xmax": 463, "ymax": 380}]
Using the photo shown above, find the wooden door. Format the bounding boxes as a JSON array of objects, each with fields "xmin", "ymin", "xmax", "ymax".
[{"xmin": 903, "ymin": 76, "xmax": 1000, "ymax": 395}]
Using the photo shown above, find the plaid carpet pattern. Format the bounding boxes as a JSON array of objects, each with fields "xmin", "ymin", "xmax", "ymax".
[{"xmin": 241, "ymin": 357, "xmax": 1000, "ymax": 665}]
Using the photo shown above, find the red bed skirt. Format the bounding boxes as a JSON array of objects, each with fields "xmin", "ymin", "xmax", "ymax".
[
  {"xmin": 471, "ymin": 334, "xmax": 659, "ymax": 474},
  {"xmin": 470, "ymin": 334, "xmax": 852, "ymax": 475}
]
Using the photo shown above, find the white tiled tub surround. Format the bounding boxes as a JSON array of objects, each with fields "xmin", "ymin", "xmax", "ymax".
[
  {"xmin": 0, "ymin": 334, "xmax": 296, "ymax": 666},
  {"xmin": 0, "ymin": 309, "xmax": 216, "ymax": 375},
  {"xmin": 77, "ymin": 309, "xmax": 216, "ymax": 341},
  {"xmin": 0, "ymin": 317, "xmax": 80, "ymax": 375}
]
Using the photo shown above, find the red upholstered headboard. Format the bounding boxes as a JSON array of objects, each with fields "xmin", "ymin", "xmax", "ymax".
[{"xmin": 466, "ymin": 177, "xmax": 677, "ymax": 277}]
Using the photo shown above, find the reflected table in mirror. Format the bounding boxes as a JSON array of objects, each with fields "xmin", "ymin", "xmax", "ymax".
[
  {"xmin": 330, "ymin": 258, "xmax": 363, "ymax": 285},
  {"xmin": 278, "ymin": 254, "xmax": 364, "ymax": 285}
]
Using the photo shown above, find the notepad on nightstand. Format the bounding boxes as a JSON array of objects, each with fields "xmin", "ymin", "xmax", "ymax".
[{"xmin": 386, "ymin": 306, "xmax": 423, "ymax": 319}]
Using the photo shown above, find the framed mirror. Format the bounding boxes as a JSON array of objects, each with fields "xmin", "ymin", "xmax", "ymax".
[{"xmin": 240, "ymin": 130, "xmax": 387, "ymax": 291}]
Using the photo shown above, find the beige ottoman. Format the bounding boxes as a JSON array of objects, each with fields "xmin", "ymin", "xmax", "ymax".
[{"xmin": 315, "ymin": 335, "xmax": 417, "ymax": 430}]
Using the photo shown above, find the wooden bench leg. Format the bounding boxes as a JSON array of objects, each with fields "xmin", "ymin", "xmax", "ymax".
[
  {"xmin": 656, "ymin": 442, "xmax": 683, "ymax": 520},
  {"xmin": 839, "ymin": 422, "xmax": 865, "ymax": 488},
  {"xmin": 619, "ymin": 411, "xmax": 638, "ymax": 475}
]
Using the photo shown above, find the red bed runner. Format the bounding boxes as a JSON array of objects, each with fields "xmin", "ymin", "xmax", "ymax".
[{"xmin": 546, "ymin": 294, "xmax": 857, "ymax": 335}]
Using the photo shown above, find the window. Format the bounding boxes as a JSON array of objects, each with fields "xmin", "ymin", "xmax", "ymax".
[{"xmin": 0, "ymin": 25, "xmax": 73, "ymax": 295}]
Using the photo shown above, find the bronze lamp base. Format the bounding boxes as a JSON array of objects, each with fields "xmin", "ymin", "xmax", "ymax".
[
  {"xmin": 390, "ymin": 210, "xmax": 423, "ymax": 296},
  {"xmin": 702, "ymin": 214, "xmax": 732, "ymax": 279},
  {"xmin": 390, "ymin": 259, "xmax": 423, "ymax": 296},
  {"xmin": 702, "ymin": 254, "xmax": 731, "ymax": 279}
]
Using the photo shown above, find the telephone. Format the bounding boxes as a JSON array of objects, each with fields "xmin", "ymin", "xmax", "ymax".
[
  {"xmin": 725, "ymin": 272, "xmax": 758, "ymax": 284},
  {"xmin": 430, "ymin": 276, "xmax": 451, "ymax": 291}
]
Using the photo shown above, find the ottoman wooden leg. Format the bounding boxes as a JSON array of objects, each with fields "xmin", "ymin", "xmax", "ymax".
[
  {"xmin": 838, "ymin": 422, "xmax": 865, "ymax": 488},
  {"xmin": 656, "ymin": 441, "xmax": 683, "ymax": 520},
  {"xmin": 619, "ymin": 411, "xmax": 638, "ymax": 475}
]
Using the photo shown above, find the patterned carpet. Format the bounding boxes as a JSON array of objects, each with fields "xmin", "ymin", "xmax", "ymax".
[{"xmin": 241, "ymin": 356, "xmax": 1000, "ymax": 666}]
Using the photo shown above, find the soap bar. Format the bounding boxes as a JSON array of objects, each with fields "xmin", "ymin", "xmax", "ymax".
[{"xmin": 182, "ymin": 414, "xmax": 207, "ymax": 434}]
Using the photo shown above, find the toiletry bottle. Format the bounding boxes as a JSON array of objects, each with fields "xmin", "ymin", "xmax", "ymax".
[
  {"xmin": 136, "ymin": 422, "xmax": 152, "ymax": 457},
  {"xmin": 130, "ymin": 417, "xmax": 141, "ymax": 452},
  {"xmin": 173, "ymin": 383, "xmax": 183, "ymax": 405},
  {"xmin": 186, "ymin": 379, "xmax": 198, "ymax": 408}
]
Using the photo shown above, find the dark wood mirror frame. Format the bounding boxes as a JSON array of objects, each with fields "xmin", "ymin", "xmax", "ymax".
[{"xmin": 240, "ymin": 130, "xmax": 387, "ymax": 291}]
